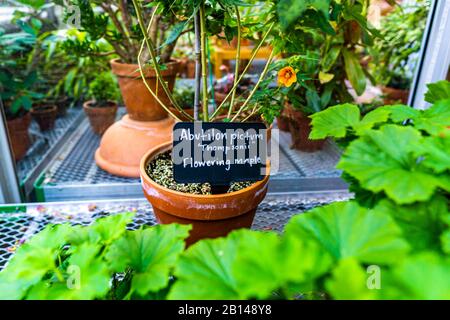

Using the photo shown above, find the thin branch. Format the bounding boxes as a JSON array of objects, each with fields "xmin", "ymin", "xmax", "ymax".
[
  {"xmin": 200, "ymin": 2, "xmax": 209, "ymax": 121},
  {"xmin": 228, "ymin": 6, "xmax": 241, "ymax": 118},
  {"xmin": 231, "ymin": 49, "xmax": 275, "ymax": 122},
  {"xmin": 210, "ymin": 22, "xmax": 275, "ymax": 119}
]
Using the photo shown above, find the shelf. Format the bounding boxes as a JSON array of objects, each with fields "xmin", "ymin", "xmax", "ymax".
[{"xmin": 0, "ymin": 191, "xmax": 352, "ymax": 270}]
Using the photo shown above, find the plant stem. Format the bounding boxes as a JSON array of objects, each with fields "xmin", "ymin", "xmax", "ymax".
[
  {"xmin": 194, "ymin": 9, "xmax": 201, "ymax": 120},
  {"xmin": 199, "ymin": 2, "xmax": 209, "ymax": 121},
  {"xmin": 231, "ymin": 49, "xmax": 275, "ymax": 122},
  {"xmin": 228, "ymin": 6, "xmax": 241, "ymax": 119},
  {"xmin": 210, "ymin": 22, "xmax": 275, "ymax": 120},
  {"xmin": 136, "ymin": 6, "xmax": 182, "ymax": 121},
  {"xmin": 132, "ymin": 0, "xmax": 192, "ymax": 119}
]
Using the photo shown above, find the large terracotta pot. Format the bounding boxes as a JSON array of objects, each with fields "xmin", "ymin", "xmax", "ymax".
[
  {"xmin": 6, "ymin": 113, "xmax": 31, "ymax": 161},
  {"xmin": 83, "ymin": 100, "xmax": 118, "ymax": 135},
  {"xmin": 286, "ymin": 106, "xmax": 325, "ymax": 152},
  {"xmin": 382, "ymin": 86, "xmax": 409, "ymax": 105},
  {"xmin": 140, "ymin": 142, "xmax": 270, "ymax": 246},
  {"xmin": 110, "ymin": 58, "xmax": 181, "ymax": 121},
  {"xmin": 31, "ymin": 104, "xmax": 57, "ymax": 131},
  {"xmin": 168, "ymin": 107, "xmax": 194, "ymax": 122}
]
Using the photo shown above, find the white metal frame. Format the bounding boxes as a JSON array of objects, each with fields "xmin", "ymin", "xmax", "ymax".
[{"xmin": 0, "ymin": 99, "xmax": 22, "ymax": 203}]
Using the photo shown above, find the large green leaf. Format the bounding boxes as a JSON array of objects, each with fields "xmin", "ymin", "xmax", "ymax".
[
  {"xmin": 27, "ymin": 244, "xmax": 111, "ymax": 300},
  {"xmin": 0, "ymin": 224, "xmax": 73, "ymax": 299},
  {"xmin": 424, "ymin": 80, "xmax": 450, "ymax": 104},
  {"xmin": 375, "ymin": 196, "xmax": 449, "ymax": 252},
  {"xmin": 106, "ymin": 224, "xmax": 191, "ymax": 297},
  {"xmin": 309, "ymin": 104, "xmax": 391, "ymax": 140},
  {"xmin": 67, "ymin": 212, "xmax": 135, "ymax": 246},
  {"xmin": 381, "ymin": 253, "xmax": 450, "ymax": 299},
  {"xmin": 325, "ymin": 258, "xmax": 377, "ymax": 300},
  {"xmin": 168, "ymin": 232, "xmax": 241, "ymax": 299},
  {"xmin": 414, "ymin": 99, "xmax": 450, "ymax": 135},
  {"xmin": 337, "ymin": 125, "xmax": 444, "ymax": 204},
  {"xmin": 309, "ymin": 103, "xmax": 360, "ymax": 139},
  {"xmin": 418, "ymin": 135, "xmax": 450, "ymax": 173},
  {"xmin": 342, "ymin": 48, "xmax": 366, "ymax": 96},
  {"xmin": 285, "ymin": 201, "xmax": 410, "ymax": 265}
]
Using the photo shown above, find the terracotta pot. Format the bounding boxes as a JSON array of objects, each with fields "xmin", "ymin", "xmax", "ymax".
[
  {"xmin": 180, "ymin": 58, "xmax": 196, "ymax": 78},
  {"xmin": 110, "ymin": 58, "xmax": 180, "ymax": 121},
  {"xmin": 276, "ymin": 116, "xmax": 290, "ymax": 131},
  {"xmin": 168, "ymin": 107, "xmax": 194, "ymax": 121},
  {"xmin": 83, "ymin": 100, "xmax": 118, "ymax": 135},
  {"xmin": 6, "ymin": 113, "xmax": 31, "ymax": 161},
  {"xmin": 31, "ymin": 104, "xmax": 58, "ymax": 131},
  {"xmin": 140, "ymin": 142, "xmax": 270, "ymax": 245},
  {"xmin": 95, "ymin": 115, "xmax": 174, "ymax": 177},
  {"xmin": 287, "ymin": 107, "xmax": 325, "ymax": 152},
  {"xmin": 382, "ymin": 86, "xmax": 409, "ymax": 105},
  {"xmin": 54, "ymin": 96, "xmax": 71, "ymax": 118}
]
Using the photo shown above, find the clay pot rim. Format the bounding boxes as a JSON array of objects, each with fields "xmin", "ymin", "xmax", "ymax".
[
  {"xmin": 83, "ymin": 100, "xmax": 118, "ymax": 110},
  {"xmin": 140, "ymin": 141, "xmax": 270, "ymax": 199},
  {"xmin": 31, "ymin": 104, "xmax": 57, "ymax": 113},
  {"xmin": 110, "ymin": 58, "xmax": 181, "ymax": 78}
]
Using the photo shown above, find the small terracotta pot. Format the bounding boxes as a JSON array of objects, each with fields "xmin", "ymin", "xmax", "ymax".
[
  {"xmin": 6, "ymin": 113, "xmax": 31, "ymax": 161},
  {"xmin": 110, "ymin": 58, "xmax": 180, "ymax": 122},
  {"xmin": 382, "ymin": 86, "xmax": 409, "ymax": 105},
  {"xmin": 140, "ymin": 142, "xmax": 270, "ymax": 246},
  {"xmin": 83, "ymin": 100, "xmax": 118, "ymax": 135},
  {"xmin": 31, "ymin": 104, "xmax": 58, "ymax": 131},
  {"xmin": 180, "ymin": 58, "xmax": 196, "ymax": 78},
  {"xmin": 287, "ymin": 107, "xmax": 325, "ymax": 152}
]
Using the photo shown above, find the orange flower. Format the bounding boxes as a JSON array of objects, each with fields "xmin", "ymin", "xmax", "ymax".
[{"xmin": 278, "ymin": 66, "xmax": 297, "ymax": 87}]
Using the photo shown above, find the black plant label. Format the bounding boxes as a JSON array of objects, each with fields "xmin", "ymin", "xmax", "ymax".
[{"xmin": 172, "ymin": 122, "xmax": 268, "ymax": 185}]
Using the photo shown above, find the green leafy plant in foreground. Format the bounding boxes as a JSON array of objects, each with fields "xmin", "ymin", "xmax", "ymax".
[{"xmin": 1, "ymin": 82, "xmax": 449, "ymax": 300}]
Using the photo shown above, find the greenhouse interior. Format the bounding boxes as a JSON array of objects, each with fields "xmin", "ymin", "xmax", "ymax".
[{"xmin": 0, "ymin": 0, "xmax": 449, "ymax": 302}]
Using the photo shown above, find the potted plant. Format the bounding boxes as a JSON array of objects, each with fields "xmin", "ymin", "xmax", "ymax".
[
  {"xmin": 369, "ymin": 0, "xmax": 430, "ymax": 104},
  {"xmin": 64, "ymin": 0, "xmax": 194, "ymax": 177},
  {"xmin": 265, "ymin": 0, "xmax": 378, "ymax": 151},
  {"xmin": 30, "ymin": 100, "xmax": 58, "ymax": 131},
  {"xmin": 0, "ymin": 19, "xmax": 44, "ymax": 160},
  {"xmin": 130, "ymin": 0, "xmax": 282, "ymax": 244},
  {"xmin": 83, "ymin": 72, "xmax": 120, "ymax": 135}
]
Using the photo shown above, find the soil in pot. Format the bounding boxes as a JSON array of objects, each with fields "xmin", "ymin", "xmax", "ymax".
[
  {"xmin": 110, "ymin": 58, "xmax": 180, "ymax": 121},
  {"xmin": 141, "ymin": 142, "xmax": 270, "ymax": 245},
  {"xmin": 287, "ymin": 108, "xmax": 325, "ymax": 152},
  {"xmin": 31, "ymin": 103, "xmax": 58, "ymax": 131},
  {"xmin": 83, "ymin": 100, "xmax": 118, "ymax": 135},
  {"xmin": 6, "ymin": 112, "xmax": 31, "ymax": 161}
]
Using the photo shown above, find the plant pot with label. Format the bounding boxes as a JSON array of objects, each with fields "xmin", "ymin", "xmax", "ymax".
[
  {"xmin": 140, "ymin": 142, "xmax": 270, "ymax": 246},
  {"xmin": 30, "ymin": 103, "xmax": 58, "ymax": 132},
  {"xmin": 6, "ymin": 113, "xmax": 32, "ymax": 161},
  {"xmin": 286, "ymin": 105, "xmax": 326, "ymax": 152}
]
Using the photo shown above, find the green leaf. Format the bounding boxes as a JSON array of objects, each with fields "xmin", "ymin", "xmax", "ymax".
[
  {"xmin": 321, "ymin": 46, "xmax": 341, "ymax": 72},
  {"xmin": 354, "ymin": 107, "xmax": 391, "ymax": 133},
  {"xmin": 27, "ymin": 244, "xmax": 111, "ymax": 300},
  {"xmin": 325, "ymin": 259, "xmax": 377, "ymax": 300},
  {"xmin": 384, "ymin": 104, "xmax": 420, "ymax": 122},
  {"xmin": 285, "ymin": 201, "xmax": 410, "ymax": 265},
  {"xmin": 278, "ymin": 0, "xmax": 330, "ymax": 29},
  {"xmin": 337, "ymin": 125, "xmax": 443, "ymax": 204},
  {"xmin": 381, "ymin": 253, "xmax": 450, "ymax": 299},
  {"xmin": 414, "ymin": 99, "xmax": 450, "ymax": 135},
  {"xmin": 309, "ymin": 103, "xmax": 360, "ymax": 139},
  {"xmin": 168, "ymin": 232, "xmax": 241, "ymax": 300},
  {"xmin": 419, "ymin": 135, "xmax": 450, "ymax": 173},
  {"xmin": 375, "ymin": 196, "xmax": 449, "ymax": 252},
  {"xmin": 342, "ymin": 48, "xmax": 366, "ymax": 96},
  {"xmin": 106, "ymin": 224, "xmax": 191, "ymax": 297},
  {"xmin": 424, "ymin": 80, "xmax": 450, "ymax": 104},
  {"xmin": 67, "ymin": 212, "xmax": 134, "ymax": 246},
  {"xmin": 0, "ymin": 224, "xmax": 73, "ymax": 299}
]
